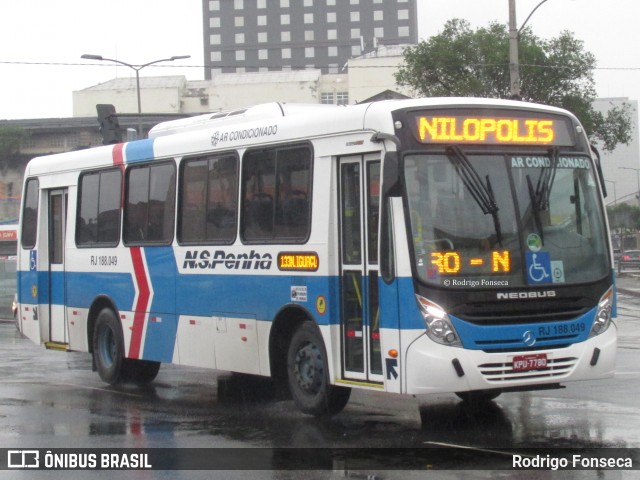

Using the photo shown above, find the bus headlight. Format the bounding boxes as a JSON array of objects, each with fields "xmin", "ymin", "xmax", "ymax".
[
  {"xmin": 590, "ymin": 288, "xmax": 613, "ymax": 337},
  {"xmin": 416, "ymin": 295, "xmax": 462, "ymax": 347}
]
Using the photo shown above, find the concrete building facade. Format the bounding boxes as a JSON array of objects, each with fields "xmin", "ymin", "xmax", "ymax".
[
  {"xmin": 73, "ymin": 45, "xmax": 412, "ymax": 115},
  {"xmin": 202, "ymin": 0, "xmax": 418, "ymax": 77}
]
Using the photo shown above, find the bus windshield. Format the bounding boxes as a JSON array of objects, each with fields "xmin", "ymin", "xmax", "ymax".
[{"xmin": 404, "ymin": 151, "xmax": 610, "ymax": 288}]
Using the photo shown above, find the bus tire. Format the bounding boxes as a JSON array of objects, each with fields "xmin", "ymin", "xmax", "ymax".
[
  {"xmin": 93, "ymin": 308, "xmax": 126, "ymax": 385},
  {"xmin": 287, "ymin": 321, "xmax": 351, "ymax": 416},
  {"xmin": 455, "ymin": 389, "xmax": 502, "ymax": 403},
  {"xmin": 123, "ymin": 359, "xmax": 161, "ymax": 386}
]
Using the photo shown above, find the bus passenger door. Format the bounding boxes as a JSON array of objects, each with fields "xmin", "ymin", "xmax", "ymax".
[
  {"xmin": 47, "ymin": 189, "xmax": 68, "ymax": 345},
  {"xmin": 338, "ymin": 155, "xmax": 383, "ymax": 384}
]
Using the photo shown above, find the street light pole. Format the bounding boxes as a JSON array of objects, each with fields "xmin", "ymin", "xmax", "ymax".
[
  {"xmin": 605, "ymin": 180, "xmax": 618, "ymax": 206},
  {"xmin": 81, "ymin": 54, "xmax": 190, "ymax": 138},
  {"xmin": 508, "ymin": 0, "xmax": 549, "ymax": 99}
]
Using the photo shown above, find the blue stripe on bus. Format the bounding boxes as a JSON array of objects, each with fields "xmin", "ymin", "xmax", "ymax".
[
  {"xmin": 144, "ymin": 247, "xmax": 177, "ymax": 314},
  {"xmin": 175, "ymin": 274, "xmax": 340, "ymax": 326},
  {"xmin": 17, "ymin": 270, "xmax": 135, "ymax": 315},
  {"xmin": 18, "ymin": 261, "xmax": 599, "ymax": 355},
  {"xmin": 143, "ymin": 313, "xmax": 178, "ymax": 363},
  {"xmin": 66, "ymin": 272, "xmax": 136, "ymax": 312},
  {"xmin": 18, "ymin": 270, "xmax": 41, "ymax": 304},
  {"xmin": 19, "ymin": 269, "xmax": 342, "ymax": 325},
  {"xmin": 450, "ymin": 308, "xmax": 595, "ymax": 351},
  {"xmin": 125, "ymin": 139, "xmax": 155, "ymax": 163}
]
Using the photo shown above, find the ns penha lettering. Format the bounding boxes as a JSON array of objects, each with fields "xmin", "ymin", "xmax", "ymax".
[{"xmin": 183, "ymin": 249, "xmax": 273, "ymax": 270}]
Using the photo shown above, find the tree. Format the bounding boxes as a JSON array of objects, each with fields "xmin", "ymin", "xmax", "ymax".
[
  {"xmin": 395, "ymin": 19, "xmax": 632, "ymax": 152},
  {"xmin": 607, "ymin": 203, "xmax": 640, "ymax": 232},
  {"xmin": 0, "ymin": 125, "xmax": 27, "ymax": 160}
]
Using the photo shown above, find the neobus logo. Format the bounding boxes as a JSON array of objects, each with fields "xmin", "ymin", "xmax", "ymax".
[
  {"xmin": 496, "ymin": 290, "xmax": 557, "ymax": 300},
  {"xmin": 183, "ymin": 250, "xmax": 273, "ymax": 270}
]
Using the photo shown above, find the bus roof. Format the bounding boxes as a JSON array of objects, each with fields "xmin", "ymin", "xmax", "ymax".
[{"xmin": 24, "ymin": 98, "xmax": 578, "ymax": 178}]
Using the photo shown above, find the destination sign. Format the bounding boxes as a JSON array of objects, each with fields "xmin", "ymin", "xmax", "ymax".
[
  {"xmin": 412, "ymin": 110, "xmax": 575, "ymax": 146},
  {"xmin": 430, "ymin": 250, "xmax": 511, "ymax": 275},
  {"xmin": 278, "ymin": 252, "xmax": 319, "ymax": 272}
]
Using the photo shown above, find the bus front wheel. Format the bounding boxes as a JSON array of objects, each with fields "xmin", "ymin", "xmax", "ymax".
[
  {"xmin": 286, "ymin": 321, "xmax": 351, "ymax": 416},
  {"xmin": 455, "ymin": 389, "xmax": 502, "ymax": 403}
]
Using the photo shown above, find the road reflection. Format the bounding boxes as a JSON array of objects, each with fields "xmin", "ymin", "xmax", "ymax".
[{"xmin": 1, "ymin": 321, "xmax": 638, "ymax": 474}]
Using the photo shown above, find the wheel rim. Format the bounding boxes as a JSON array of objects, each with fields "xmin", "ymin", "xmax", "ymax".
[
  {"xmin": 293, "ymin": 341, "xmax": 324, "ymax": 395},
  {"xmin": 98, "ymin": 326, "xmax": 116, "ymax": 368}
]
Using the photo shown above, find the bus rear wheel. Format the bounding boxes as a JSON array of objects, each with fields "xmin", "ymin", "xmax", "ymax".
[{"xmin": 286, "ymin": 321, "xmax": 351, "ymax": 416}]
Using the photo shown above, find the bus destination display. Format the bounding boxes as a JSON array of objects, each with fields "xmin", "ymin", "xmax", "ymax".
[
  {"xmin": 413, "ymin": 111, "xmax": 574, "ymax": 146},
  {"xmin": 430, "ymin": 250, "xmax": 511, "ymax": 275}
]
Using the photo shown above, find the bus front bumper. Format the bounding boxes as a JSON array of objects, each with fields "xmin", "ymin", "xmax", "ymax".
[{"xmin": 403, "ymin": 323, "xmax": 617, "ymax": 395}]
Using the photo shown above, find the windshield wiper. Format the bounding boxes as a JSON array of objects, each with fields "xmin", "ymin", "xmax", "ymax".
[
  {"xmin": 536, "ymin": 147, "xmax": 559, "ymax": 211},
  {"xmin": 445, "ymin": 145, "xmax": 502, "ymax": 246},
  {"xmin": 525, "ymin": 147, "xmax": 559, "ymax": 244}
]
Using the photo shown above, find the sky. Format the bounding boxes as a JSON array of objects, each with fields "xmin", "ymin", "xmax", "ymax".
[{"xmin": 1, "ymin": 0, "xmax": 639, "ymax": 119}]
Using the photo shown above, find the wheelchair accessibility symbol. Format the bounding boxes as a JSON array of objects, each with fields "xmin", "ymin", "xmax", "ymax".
[{"xmin": 526, "ymin": 252, "xmax": 552, "ymax": 284}]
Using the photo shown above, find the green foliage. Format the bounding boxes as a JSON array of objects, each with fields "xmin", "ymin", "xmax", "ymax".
[
  {"xmin": 607, "ymin": 203, "xmax": 640, "ymax": 232},
  {"xmin": 0, "ymin": 125, "xmax": 27, "ymax": 158},
  {"xmin": 395, "ymin": 19, "xmax": 633, "ymax": 152}
]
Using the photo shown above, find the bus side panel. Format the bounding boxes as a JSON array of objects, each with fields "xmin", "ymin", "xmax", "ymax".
[
  {"xmin": 17, "ymin": 267, "xmax": 42, "ymax": 344},
  {"xmin": 172, "ymin": 314, "xmax": 217, "ymax": 369},
  {"xmin": 378, "ymin": 277, "xmax": 401, "ymax": 393},
  {"xmin": 213, "ymin": 314, "xmax": 260, "ymax": 375},
  {"xmin": 138, "ymin": 247, "xmax": 177, "ymax": 363},
  {"xmin": 65, "ymin": 261, "xmax": 135, "ymax": 354},
  {"xmin": 18, "ymin": 187, "xmax": 50, "ymax": 346},
  {"xmin": 174, "ymin": 255, "xmax": 337, "ymax": 376}
]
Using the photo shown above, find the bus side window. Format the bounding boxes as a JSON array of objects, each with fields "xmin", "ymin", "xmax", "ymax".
[
  {"xmin": 278, "ymin": 147, "xmax": 311, "ymax": 237},
  {"xmin": 124, "ymin": 162, "xmax": 176, "ymax": 245},
  {"xmin": 77, "ymin": 168, "xmax": 122, "ymax": 247},
  {"xmin": 179, "ymin": 153, "xmax": 238, "ymax": 245},
  {"xmin": 242, "ymin": 149, "xmax": 276, "ymax": 241},
  {"xmin": 21, "ymin": 178, "xmax": 39, "ymax": 250},
  {"xmin": 241, "ymin": 144, "xmax": 312, "ymax": 243}
]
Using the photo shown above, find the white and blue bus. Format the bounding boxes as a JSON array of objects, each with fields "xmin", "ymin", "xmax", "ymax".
[{"xmin": 16, "ymin": 98, "xmax": 616, "ymax": 415}]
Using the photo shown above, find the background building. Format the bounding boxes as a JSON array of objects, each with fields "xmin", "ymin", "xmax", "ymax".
[
  {"xmin": 73, "ymin": 46, "xmax": 413, "ymax": 115},
  {"xmin": 202, "ymin": 0, "xmax": 418, "ymax": 76}
]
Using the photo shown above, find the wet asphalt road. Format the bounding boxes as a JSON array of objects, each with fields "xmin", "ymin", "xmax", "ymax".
[{"xmin": 1, "ymin": 293, "xmax": 640, "ymax": 479}]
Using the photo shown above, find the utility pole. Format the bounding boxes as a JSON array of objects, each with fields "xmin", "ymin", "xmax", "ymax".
[
  {"xmin": 508, "ymin": 0, "xmax": 550, "ymax": 99},
  {"xmin": 508, "ymin": 0, "xmax": 520, "ymax": 99}
]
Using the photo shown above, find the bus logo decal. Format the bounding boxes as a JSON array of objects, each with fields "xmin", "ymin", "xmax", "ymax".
[
  {"xmin": 182, "ymin": 250, "xmax": 272, "ymax": 270},
  {"xmin": 496, "ymin": 290, "xmax": 557, "ymax": 300},
  {"xmin": 211, "ymin": 124, "xmax": 278, "ymax": 147},
  {"xmin": 523, "ymin": 330, "xmax": 537, "ymax": 347}
]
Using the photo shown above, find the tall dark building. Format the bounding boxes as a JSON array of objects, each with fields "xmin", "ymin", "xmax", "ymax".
[{"xmin": 202, "ymin": 0, "xmax": 418, "ymax": 78}]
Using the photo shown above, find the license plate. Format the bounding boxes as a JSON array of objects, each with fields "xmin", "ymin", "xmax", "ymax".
[{"xmin": 512, "ymin": 353, "xmax": 548, "ymax": 372}]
